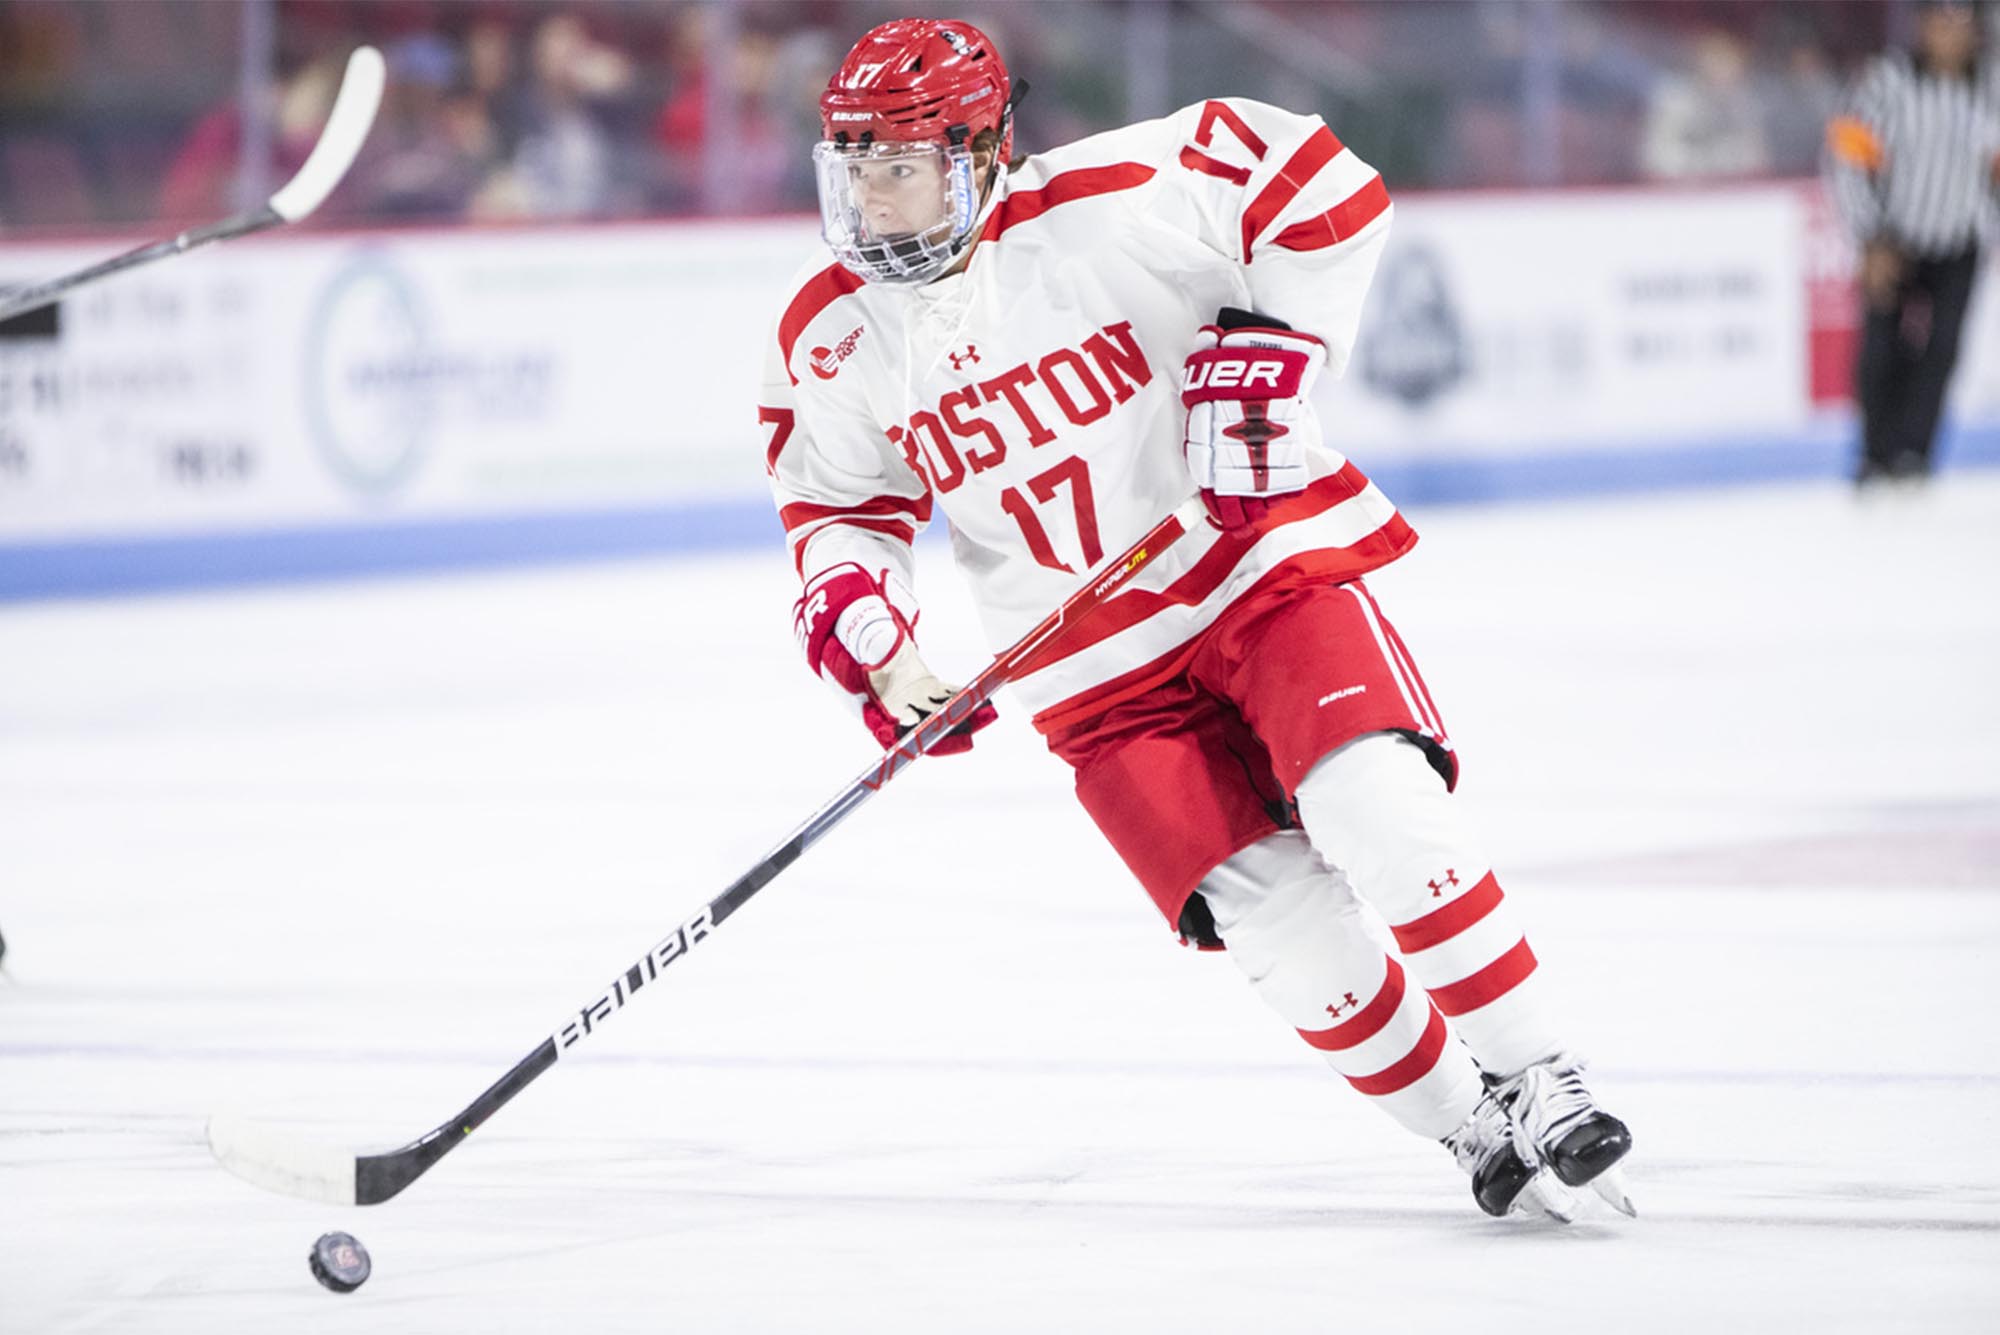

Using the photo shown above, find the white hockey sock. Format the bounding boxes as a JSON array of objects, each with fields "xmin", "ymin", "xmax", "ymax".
[
  {"xmin": 1293, "ymin": 733, "xmax": 1563, "ymax": 1079},
  {"xmin": 1200, "ymin": 832, "xmax": 1482, "ymax": 1140}
]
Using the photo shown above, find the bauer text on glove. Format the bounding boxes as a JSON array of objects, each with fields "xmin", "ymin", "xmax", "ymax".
[{"xmin": 1181, "ymin": 324, "xmax": 1327, "ymax": 529}]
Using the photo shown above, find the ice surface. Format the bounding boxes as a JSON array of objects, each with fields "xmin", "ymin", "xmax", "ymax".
[{"xmin": 3, "ymin": 477, "xmax": 1997, "ymax": 1333}]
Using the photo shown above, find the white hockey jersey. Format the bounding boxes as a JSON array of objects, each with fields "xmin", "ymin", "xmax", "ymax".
[{"xmin": 760, "ymin": 97, "xmax": 1415, "ymax": 736}]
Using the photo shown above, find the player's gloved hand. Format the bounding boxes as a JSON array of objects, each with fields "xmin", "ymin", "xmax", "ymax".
[
  {"xmin": 1181, "ymin": 319, "xmax": 1327, "ymax": 530},
  {"xmin": 793, "ymin": 562, "xmax": 998, "ymax": 755}
]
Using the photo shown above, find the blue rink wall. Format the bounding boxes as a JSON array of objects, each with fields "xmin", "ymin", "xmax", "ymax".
[{"xmin": 5, "ymin": 422, "xmax": 1997, "ymax": 601}]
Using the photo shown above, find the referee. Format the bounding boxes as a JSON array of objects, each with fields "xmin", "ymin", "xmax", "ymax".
[{"xmin": 1825, "ymin": 0, "xmax": 2000, "ymax": 485}]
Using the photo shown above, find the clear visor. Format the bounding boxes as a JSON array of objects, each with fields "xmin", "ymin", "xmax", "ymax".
[{"xmin": 812, "ymin": 139, "xmax": 981, "ymax": 285}]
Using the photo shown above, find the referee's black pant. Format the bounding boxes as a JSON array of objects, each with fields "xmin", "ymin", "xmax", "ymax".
[{"xmin": 1856, "ymin": 246, "xmax": 1981, "ymax": 482}]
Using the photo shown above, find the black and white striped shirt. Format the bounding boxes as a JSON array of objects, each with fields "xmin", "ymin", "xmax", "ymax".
[{"xmin": 1826, "ymin": 50, "xmax": 2000, "ymax": 256}]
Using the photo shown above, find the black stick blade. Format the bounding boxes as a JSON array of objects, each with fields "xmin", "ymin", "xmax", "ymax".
[{"xmin": 356, "ymin": 1130, "xmax": 460, "ymax": 1205}]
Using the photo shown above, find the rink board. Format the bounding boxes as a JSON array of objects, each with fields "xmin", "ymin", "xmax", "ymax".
[{"xmin": 3, "ymin": 185, "xmax": 1998, "ymax": 597}]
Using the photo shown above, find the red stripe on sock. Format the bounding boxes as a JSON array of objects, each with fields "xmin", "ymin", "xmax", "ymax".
[
  {"xmin": 1428, "ymin": 938, "xmax": 1538, "ymax": 1016},
  {"xmin": 1297, "ymin": 957, "xmax": 1406, "ymax": 1052},
  {"xmin": 1345, "ymin": 1004, "xmax": 1449, "ymax": 1096},
  {"xmin": 1391, "ymin": 871, "xmax": 1503, "ymax": 953}
]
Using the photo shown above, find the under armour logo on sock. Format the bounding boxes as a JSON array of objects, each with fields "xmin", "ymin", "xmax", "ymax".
[
  {"xmin": 1326, "ymin": 991, "xmax": 1359, "ymax": 1019},
  {"xmin": 1427, "ymin": 868, "xmax": 1460, "ymax": 898}
]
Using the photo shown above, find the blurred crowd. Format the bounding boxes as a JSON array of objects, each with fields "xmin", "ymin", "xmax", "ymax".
[{"xmin": 0, "ymin": 0, "xmax": 1939, "ymax": 232}]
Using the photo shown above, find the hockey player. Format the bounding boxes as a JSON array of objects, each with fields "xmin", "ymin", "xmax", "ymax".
[{"xmin": 761, "ymin": 17, "xmax": 1633, "ymax": 1220}]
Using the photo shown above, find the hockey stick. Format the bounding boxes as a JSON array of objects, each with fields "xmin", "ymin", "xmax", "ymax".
[
  {"xmin": 207, "ymin": 499, "xmax": 1200, "ymax": 1206},
  {"xmin": 0, "ymin": 46, "xmax": 386, "ymax": 327}
]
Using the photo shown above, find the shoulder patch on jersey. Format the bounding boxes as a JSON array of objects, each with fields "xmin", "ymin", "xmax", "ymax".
[
  {"xmin": 809, "ymin": 324, "xmax": 867, "ymax": 381},
  {"xmin": 778, "ymin": 263, "xmax": 867, "ymax": 384}
]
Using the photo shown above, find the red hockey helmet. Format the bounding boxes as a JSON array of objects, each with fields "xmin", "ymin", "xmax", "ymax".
[
  {"xmin": 819, "ymin": 18, "xmax": 1014, "ymax": 161},
  {"xmin": 813, "ymin": 19, "xmax": 1017, "ymax": 284}
]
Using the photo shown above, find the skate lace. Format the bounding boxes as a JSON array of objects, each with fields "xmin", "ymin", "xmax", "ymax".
[
  {"xmin": 1508, "ymin": 1057, "xmax": 1596, "ymax": 1148},
  {"xmin": 1445, "ymin": 1092, "xmax": 1516, "ymax": 1173}
]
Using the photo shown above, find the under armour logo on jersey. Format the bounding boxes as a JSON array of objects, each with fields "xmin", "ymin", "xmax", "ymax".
[
  {"xmin": 1427, "ymin": 868, "xmax": 1460, "ymax": 898},
  {"xmin": 947, "ymin": 344, "xmax": 981, "ymax": 371},
  {"xmin": 1326, "ymin": 991, "xmax": 1359, "ymax": 1019}
]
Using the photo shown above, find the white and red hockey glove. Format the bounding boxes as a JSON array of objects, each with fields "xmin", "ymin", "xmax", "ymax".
[
  {"xmin": 792, "ymin": 562, "xmax": 998, "ymax": 756},
  {"xmin": 1180, "ymin": 315, "xmax": 1327, "ymax": 530}
]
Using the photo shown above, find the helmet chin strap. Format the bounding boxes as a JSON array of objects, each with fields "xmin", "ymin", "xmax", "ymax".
[
  {"xmin": 959, "ymin": 78, "xmax": 1028, "ymax": 258},
  {"xmin": 935, "ymin": 162, "xmax": 1009, "ymax": 283},
  {"xmin": 966, "ymin": 174, "xmax": 1005, "ymax": 240},
  {"xmin": 991, "ymin": 76, "xmax": 1030, "ymax": 185}
]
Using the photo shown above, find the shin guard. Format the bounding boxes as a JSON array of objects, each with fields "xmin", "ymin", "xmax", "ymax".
[
  {"xmin": 1199, "ymin": 832, "xmax": 1482, "ymax": 1139},
  {"xmin": 1294, "ymin": 733, "xmax": 1562, "ymax": 1078}
]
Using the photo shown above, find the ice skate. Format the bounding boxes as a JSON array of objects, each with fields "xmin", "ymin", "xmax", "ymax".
[
  {"xmin": 1495, "ymin": 1053, "xmax": 1636, "ymax": 1216},
  {"xmin": 1442, "ymin": 1089, "xmax": 1576, "ymax": 1222}
]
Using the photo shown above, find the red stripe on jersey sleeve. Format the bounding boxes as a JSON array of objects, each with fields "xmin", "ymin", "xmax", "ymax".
[
  {"xmin": 1345, "ymin": 1005, "xmax": 1449, "ymax": 1096},
  {"xmin": 981, "ymin": 164, "xmax": 1157, "ymax": 243},
  {"xmin": 777, "ymin": 264, "xmax": 865, "ymax": 385},
  {"xmin": 1298, "ymin": 957, "xmax": 1407, "ymax": 1052},
  {"xmin": 780, "ymin": 493, "xmax": 932, "ymax": 534},
  {"xmin": 781, "ymin": 495, "xmax": 932, "ymax": 572},
  {"xmin": 1270, "ymin": 175, "xmax": 1390, "ymax": 254},
  {"xmin": 1429, "ymin": 938, "xmax": 1537, "ymax": 1017},
  {"xmin": 1239, "ymin": 126, "xmax": 1343, "ymax": 262},
  {"xmin": 1391, "ymin": 872, "xmax": 1504, "ymax": 953}
]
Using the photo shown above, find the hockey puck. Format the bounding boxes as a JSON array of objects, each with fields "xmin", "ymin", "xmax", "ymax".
[{"xmin": 308, "ymin": 1231, "xmax": 371, "ymax": 1293}]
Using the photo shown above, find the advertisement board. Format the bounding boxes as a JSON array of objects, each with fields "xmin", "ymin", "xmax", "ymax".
[
  {"xmin": 1, "ymin": 187, "xmax": 1994, "ymax": 595},
  {"xmin": 0, "ymin": 220, "xmax": 818, "ymax": 543},
  {"xmin": 1322, "ymin": 186, "xmax": 1811, "ymax": 458}
]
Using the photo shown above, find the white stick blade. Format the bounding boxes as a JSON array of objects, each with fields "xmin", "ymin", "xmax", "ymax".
[
  {"xmin": 206, "ymin": 1113, "xmax": 359, "ymax": 1205},
  {"xmin": 267, "ymin": 45, "xmax": 386, "ymax": 222}
]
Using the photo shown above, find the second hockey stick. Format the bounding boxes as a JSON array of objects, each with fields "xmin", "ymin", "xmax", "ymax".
[
  {"xmin": 0, "ymin": 46, "xmax": 385, "ymax": 326},
  {"xmin": 207, "ymin": 498, "xmax": 1200, "ymax": 1206}
]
